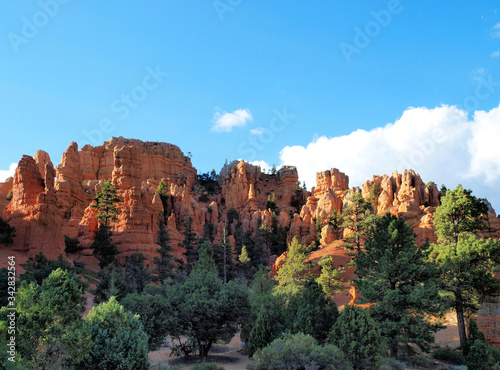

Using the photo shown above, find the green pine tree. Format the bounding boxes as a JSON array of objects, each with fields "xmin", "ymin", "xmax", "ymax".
[
  {"xmin": 316, "ymin": 255, "xmax": 344, "ymax": 299},
  {"xmin": 430, "ymin": 184, "xmax": 500, "ymax": 349},
  {"xmin": 239, "ymin": 245, "xmax": 251, "ymax": 264},
  {"xmin": 180, "ymin": 216, "xmax": 198, "ymax": 273},
  {"xmin": 288, "ymin": 279, "xmax": 339, "ymax": 343},
  {"xmin": 125, "ymin": 252, "xmax": 151, "ymax": 293},
  {"xmin": 90, "ymin": 179, "xmax": 121, "ymax": 227},
  {"xmin": 90, "ymin": 180, "xmax": 121, "ymax": 268},
  {"xmin": 0, "ymin": 216, "xmax": 15, "ymax": 245},
  {"xmin": 330, "ymin": 305, "xmax": 384, "ymax": 370},
  {"xmin": 247, "ymin": 307, "xmax": 274, "ymax": 357},
  {"xmin": 84, "ymin": 297, "xmax": 149, "ymax": 369},
  {"xmin": 153, "ymin": 215, "xmax": 175, "ymax": 283},
  {"xmin": 354, "ymin": 214, "xmax": 446, "ymax": 356},
  {"xmin": 274, "ymin": 237, "xmax": 314, "ymax": 297},
  {"xmin": 342, "ymin": 191, "xmax": 376, "ymax": 255}
]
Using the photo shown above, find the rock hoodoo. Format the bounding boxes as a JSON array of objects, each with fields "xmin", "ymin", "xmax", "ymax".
[{"xmin": 1, "ymin": 137, "xmax": 499, "ymax": 347}]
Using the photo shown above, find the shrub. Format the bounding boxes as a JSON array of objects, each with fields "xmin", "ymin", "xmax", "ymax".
[
  {"xmin": 466, "ymin": 338, "xmax": 496, "ymax": 369},
  {"xmin": 199, "ymin": 193, "xmax": 209, "ymax": 202},
  {"xmin": 330, "ymin": 305, "xmax": 384, "ymax": 369},
  {"xmin": 380, "ymin": 357, "xmax": 407, "ymax": 370},
  {"xmin": 191, "ymin": 363, "xmax": 224, "ymax": 370},
  {"xmin": 432, "ymin": 348, "xmax": 464, "ymax": 365},
  {"xmin": 84, "ymin": 297, "xmax": 149, "ymax": 369},
  {"xmin": 6, "ymin": 190, "xmax": 13, "ymax": 201},
  {"xmin": 64, "ymin": 235, "xmax": 80, "ymax": 253},
  {"xmin": 248, "ymin": 332, "xmax": 353, "ymax": 370}
]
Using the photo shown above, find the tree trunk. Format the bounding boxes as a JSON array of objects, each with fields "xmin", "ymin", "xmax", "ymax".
[{"xmin": 456, "ymin": 292, "xmax": 468, "ymax": 349}]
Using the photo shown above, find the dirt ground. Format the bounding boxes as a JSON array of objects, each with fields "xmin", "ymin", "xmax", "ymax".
[
  {"xmin": 148, "ymin": 324, "xmax": 463, "ymax": 370},
  {"xmin": 149, "ymin": 333, "xmax": 250, "ymax": 369}
]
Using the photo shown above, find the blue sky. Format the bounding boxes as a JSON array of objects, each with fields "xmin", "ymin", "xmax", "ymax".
[{"xmin": 1, "ymin": 1, "xmax": 500, "ymax": 209}]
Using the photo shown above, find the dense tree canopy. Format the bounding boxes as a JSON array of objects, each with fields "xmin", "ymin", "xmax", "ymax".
[
  {"xmin": 163, "ymin": 242, "xmax": 249, "ymax": 358},
  {"xmin": 5, "ymin": 268, "xmax": 91, "ymax": 368}
]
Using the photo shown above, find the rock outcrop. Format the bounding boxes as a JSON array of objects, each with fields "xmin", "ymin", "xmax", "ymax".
[
  {"xmin": 4, "ymin": 154, "xmax": 64, "ymax": 258},
  {"xmin": 2, "ymin": 137, "xmax": 500, "ymax": 346}
]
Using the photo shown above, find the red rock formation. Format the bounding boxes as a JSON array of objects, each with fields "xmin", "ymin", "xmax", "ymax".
[
  {"xmin": 478, "ymin": 292, "xmax": 500, "ymax": 348},
  {"xmin": 4, "ymin": 154, "xmax": 64, "ymax": 258},
  {"xmin": 0, "ymin": 177, "xmax": 13, "ymax": 216}
]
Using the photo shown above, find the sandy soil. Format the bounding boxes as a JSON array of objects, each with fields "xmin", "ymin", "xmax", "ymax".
[{"xmin": 149, "ymin": 333, "xmax": 250, "ymax": 369}]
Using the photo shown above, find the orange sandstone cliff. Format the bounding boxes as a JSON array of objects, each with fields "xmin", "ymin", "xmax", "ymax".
[{"xmin": 1, "ymin": 137, "xmax": 499, "ymax": 347}]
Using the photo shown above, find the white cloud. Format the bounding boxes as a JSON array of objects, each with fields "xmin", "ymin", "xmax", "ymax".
[
  {"xmin": 250, "ymin": 127, "xmax": 265, "ymax": 135},
  {"xmin": 491, "ymin": 50, "xmax": 500, "ymax": 58},
  {"xmin": 0, "ymin": 163, "xmax": 17, "ymax": 182},
  {"xmin": 211, "ymin": 108, "xmax": 253, "ymax": 132},
  {"xmin": 279, "ymin": 104, "xmax": 500, "ymax": 210},
  {"xmin": 466, "ymin": 106, "xmax": 500, "ymax": 184},
  {"xmin": 492, "ymin": 23, "xmax": 500, "ymax": 38},
  {"xmin": 249, "ymin": 160, "xmax": 271, "ymax": 173}
]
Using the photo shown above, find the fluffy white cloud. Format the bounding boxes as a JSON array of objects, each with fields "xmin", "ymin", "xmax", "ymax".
[
  {"xmin": 211, "ymin": 108, "xmax": 253, "ymax": 132},
  {"xmin": 0, "ymin": 163, "xmax": 17, "ymax": 182},
  {"xmin": 279, "ymin": 104, "xmax": 500, "ymax": 209},
  {"xmin": 249, "ymin": 160, "xmax": 271, "ymax": 173},
  {"xmin": 466, "ymin": 106, "xmax": 500, "ymax": 184},
  {"xmin": 491, "ymin": 50, "xmax": 500, "ymax": 58},
  {"xmin": 250, "ymin": 127, "xmax": 265, "ymax": 135},
  {"xmin": 492, "ymin": 23, "xmax": 500, "ymax": 38}
]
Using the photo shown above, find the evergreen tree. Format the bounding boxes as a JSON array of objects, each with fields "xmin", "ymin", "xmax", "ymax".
[
  {"xmin": 330, "ymin": 305, "xmax": 384, "ymax": 370},
  {"xmin": 226, "ymin": 207, "xmax": 239, "ymax": 225},
  {"xmin": 153, "ymin": 215, "xmax": 175, "ymax": 283},
  {"xmin": 125, "ymin": 252, "xmax": 151, "ymax": 293},
  {"xmin": 20, "ymin": 252, "xmax": 76, "ymax": 286},
  {"xmin": 84, "ymin": 296, "xmax": 149, "ymax": 369},
  {"xmin": 316, "ymin": 255, "xmax": 344, "ymax": 299},
  {"xmin": 164, "ymin": 242, "xmax": 249, "ymax": 359},
  {"xmin": 90, "ymin": 179, "xmax": 121, "ymax": 227},
  {"xmin": 433, "ymin": 184, "xmax": 488, "ymax": 245},
  {"xmin": 156, "ymin": 180, "xmax": 170, "ymax": 218},
  {"xmin": 463, "ymin": 321, "xmax": 497, "ymax": 370},
  {"xmin": 247, "ymin": 307, "xmax": 274, "ymax": 357},
  {"xmin": 241, "ymin": 266, "xmax": 285, "ymax": 350},
  {"xmin": 266, "ymin": 193, "xmax": 278, "ymax": 213},
  {"xmin": 287, "ymin": 279, "xmax": 339, "ymax": 343},
  {"xmin": 463, "ymin": 319, "xmax": 485, "ymax": 357},
  {"xmin": 342, "ymin": 191, "xmax": 376, "ymax": 255},
  {"xmin": 354, "ymin": 214, "xmax": 446, "ymax": 356},
  {"xmin": 0, "ymin": 216, "xmax": 15, "ymax": 245},
  {"xmin": 92, "ymin": 265, "xmax": 132, "ymax": 304},
  {"xmin": 239, "ymin": 245, "xmax": 251, "ymax": 265},
  {"xmin": 430, "ymin": 184, "xmax": 500, "ymax": 349},
  {"xmin": 122, "ymin": 292, "xmax": 173, "ymax": 351},
  {"xmin": 274, "ymin": 237, "xmax": 314, "ymax": 297},
  {"xmin": 91, "ymin": 224, "xmax": 119, "ymax": 268},
  {"xmin": 90, "ymin": 180, "xmax": 121, "ymax": 268},
  {"xmin": 180, "ymin": 216, "xmax": 198, "ymax": 273},
  {"xmin": 329, "ymin": 209, "xmax": 344, "ymax": 240},
  {"xmin": 8, "ymin": 269, "xmax": 91, "ymax": 368}
]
